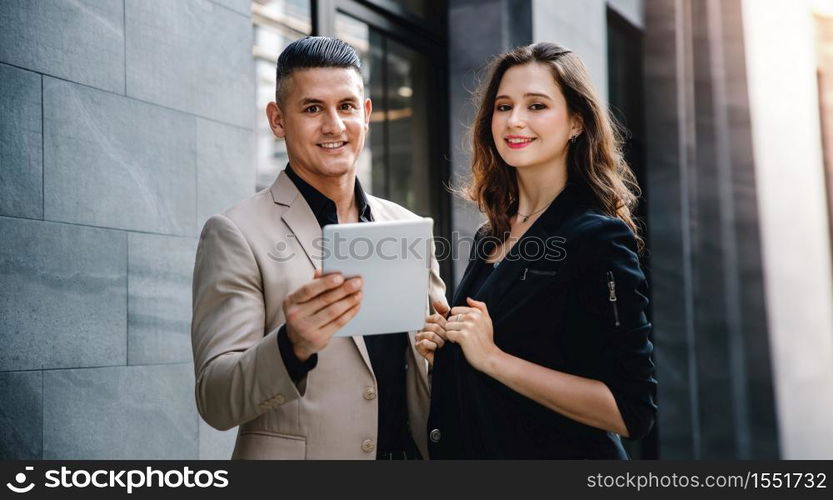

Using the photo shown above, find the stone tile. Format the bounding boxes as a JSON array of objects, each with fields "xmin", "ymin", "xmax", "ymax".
[
  {"xmin": 0, "ymin": 0, "xmax": 125, "ymax": 93},
  {"xmin": 43, "ymin": 77, "xmax": 197, "ymax": 236},
  {"xmin": 0, "ymin": 64, "xmax": 42, "ymax": 219},
  {"xmin": 128, "ymin": 233, "xmax": 198, "ymax": 365},
  {"xmin": 196, "ymin": 119, "xmax": 255, "ymax": 227},
  {"xmin": 199, "ymin": 419, "xmax": 237, "ymax": 459},
  {"xmin": 43, "ymin": 364, "xmax": 198, "ymax": 459},
  {"xmin": 0, "ymin": 371, "xmax": 43, "ymax": 459},
  {"xmin": 207, "ymin": 0, "xmax": 250, "ymax": 16},
  {"xmin": 125, "ymin": 0, "xmax": 254, "ymax": 129},
  {"xmin": 0, "ymin": 217, "xmax": 127, "ymax": 371}
]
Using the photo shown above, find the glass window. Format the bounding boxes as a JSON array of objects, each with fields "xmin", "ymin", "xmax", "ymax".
[
  {"xmin": 252, "ymin": 0, "xmax": 311, "ymax": 191},
  {"xmin": 335, "ymin": 12, "xmax": 434, "ymax": 219}
]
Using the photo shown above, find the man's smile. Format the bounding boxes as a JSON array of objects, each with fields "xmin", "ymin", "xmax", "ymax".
[{"xmin": 318, "ymin": 140, "xmax": 348, "ymax": 151}]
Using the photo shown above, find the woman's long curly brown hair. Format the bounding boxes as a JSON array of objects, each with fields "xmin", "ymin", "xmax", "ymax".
[{"xmin": 466, "ymin": 42, "xmax": 643, "ymax": 250}]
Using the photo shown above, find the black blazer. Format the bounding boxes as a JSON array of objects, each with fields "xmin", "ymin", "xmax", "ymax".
[{"xmin": 427, "ymin": 183, "xmax": 657, "ymax": 459}]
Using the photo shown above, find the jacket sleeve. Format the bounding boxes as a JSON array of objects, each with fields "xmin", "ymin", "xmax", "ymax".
[
  {"xmin": 191, "ymin": 214, "xmax": 303, "ymax": 431},
  {"xmin": 577, "ymin": 216, "xmax": 657, "ymax": 440}
]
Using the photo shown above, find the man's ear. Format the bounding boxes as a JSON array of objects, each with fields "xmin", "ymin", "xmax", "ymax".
[
  {"xmin": 363, "ymin": 97, "xmax": 372, "ymax": 128},
  {"xmin": 266, "ymin": 101, "xmax": 286, "ymax": 139}
]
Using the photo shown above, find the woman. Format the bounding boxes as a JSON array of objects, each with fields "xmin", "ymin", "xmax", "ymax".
[{"xmin": 416, "ymin": 42, "xmax": 657, "ymax": 459}]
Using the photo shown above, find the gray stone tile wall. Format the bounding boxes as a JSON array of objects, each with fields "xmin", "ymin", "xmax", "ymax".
[
  {"xmin": 43, "ymin": 77, "xmax": 197, "ymax": 236},
  {"xmin": 127, "ymin": 233, "xmax": 198, "ymax": 365},
  {"xmin": 196, "ymin": 118, "xmax": 256, "ymax": 227},
  {"xmin": 1, "ymin": 0, "xmax": 255, "ymax": 459},
  {"xmin": 42, "ymin": 364, "xmax": 197, "ymax": 459},
  {"xmin": 125, "ymin": 0, "xmax": 254, "ymax": 129},
  {"xmin": 0, "ymin": 217, "xmax": 127, "ymax": 372},
  {"xmin": 0, "ymin": 63, "xmax": 42, "ymax": 219},
  {"xmin": 0, "ymin": 370, "xmax": 43, "ymax": 459},
  {"xmin": 0, "ymin": 0, "xmax": 125, "ymax": 94}
]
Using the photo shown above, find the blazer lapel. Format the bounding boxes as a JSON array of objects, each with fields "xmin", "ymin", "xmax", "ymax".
[
  {"xmin": 452, "ymin": 228, "xmax": 488, "ymax": 306},
  {"xmin": 271, "ymin": 170, "xmax": 373, "ymax": 374},
  {"xmin": 478, "ymin": 185, "xmax": 582, "ymax": 321},
  {"xmin": 272, "ymin": 172, "xmax": 322, "ymax": 269}
]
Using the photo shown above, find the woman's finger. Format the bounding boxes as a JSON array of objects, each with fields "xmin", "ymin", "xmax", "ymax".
[
  {"xmin": 420, "ymin": 330, "xmax": 446, "ymax": 347},
  {"xmin": 449, "ymin": 306, "xmax": 473, "ymax": 315}
]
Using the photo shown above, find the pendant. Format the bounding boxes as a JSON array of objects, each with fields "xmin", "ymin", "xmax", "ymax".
[{"xmin": 522, "ymin": 215, "xmax": 529, "ymax": 222}]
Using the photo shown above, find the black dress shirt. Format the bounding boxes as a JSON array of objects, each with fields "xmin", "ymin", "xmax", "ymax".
[{"xmin": 277, "ymin": 164, "xmax": 417, "ymax": 459}]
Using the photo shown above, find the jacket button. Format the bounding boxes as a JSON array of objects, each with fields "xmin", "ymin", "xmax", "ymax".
[
  {"xmin": 429, "ymin": 428, "xmax": 441, "ymax": 443},
  {"xmin": 363, "ymin": 387, "xmax": 377, "ymax": 400},
  {"xmin": 361, "ymin": 439, "xmax": 375, "ymax": 453}
]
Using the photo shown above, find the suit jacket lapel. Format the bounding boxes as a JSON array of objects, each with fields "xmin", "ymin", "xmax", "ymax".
[
  {"xmin": 270, "ymin": 171, "xmax": 373, "ymax": 374},
  {"xmin": 452, "ymin": 228, "xmax": 488, "ymax": 306},
  {"xmin": 272, "ymin": 172, "xmax": 322, "ymax": 269},
  {"xmin": 477, "ymin": 185, "xmax": 582, "ymax": 320}
]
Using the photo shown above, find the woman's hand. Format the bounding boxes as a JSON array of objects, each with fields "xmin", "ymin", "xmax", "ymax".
[
  {"xmin": 446, "ymin": 297, "xmax": 502, "ymax": 374},
  {"xmin": 415, "ymin": 300, "xmax": 449, "ymax": 365}
]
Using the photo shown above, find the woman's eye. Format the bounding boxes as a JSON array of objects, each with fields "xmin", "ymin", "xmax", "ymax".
[
  {"xmin": 495, "ymin": 104, "xmax": 511, "ymax": 112},
  {"xmin": 529, "ymin": 103, "xmax": 546, "ymax": 110}
]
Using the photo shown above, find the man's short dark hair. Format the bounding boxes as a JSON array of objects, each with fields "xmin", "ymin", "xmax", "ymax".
[{"xmin": 275, "ymin": 36, "xmax": 362, "ymax": 104}]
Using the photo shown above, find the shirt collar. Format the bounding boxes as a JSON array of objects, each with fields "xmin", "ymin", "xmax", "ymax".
[{"xmin": 284, "ymin": 164, "xmax": 373, "ymax": 227}]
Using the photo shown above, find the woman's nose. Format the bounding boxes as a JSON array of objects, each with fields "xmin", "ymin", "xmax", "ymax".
[{"xmin": 506, "ymin": 109, "xmax": 526, "ymax": 128}]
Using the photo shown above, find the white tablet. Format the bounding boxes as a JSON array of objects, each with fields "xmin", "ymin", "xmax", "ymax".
[{"xmin": 322, "ymin": 218, "xmax": 433, "ymax": 337}]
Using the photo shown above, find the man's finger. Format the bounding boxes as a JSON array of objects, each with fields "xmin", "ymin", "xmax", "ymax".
[
  {"xmin": 319, "ymin": 298, "xmax": 362, "ymax": 334},
  {"xmin": 305, "ymin": 277, "xmax": 363, "ymax": 315},
  {"xmin": 311, "ymin": 290, "xmax": 363, "ymax": 329},
  {"xmin": 290, "ymin": 273, "xmax": 344, "ymax": 304}
]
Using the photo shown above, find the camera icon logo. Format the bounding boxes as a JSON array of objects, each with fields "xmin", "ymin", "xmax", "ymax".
[{"xmin": 6, "ymin": 466, "xmax": 35, "ymax": 494}]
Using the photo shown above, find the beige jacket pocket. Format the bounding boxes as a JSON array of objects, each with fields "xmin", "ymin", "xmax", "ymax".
[{"xmin": 232, "ymin": 431, "xmax": 306, "ymax": 460}]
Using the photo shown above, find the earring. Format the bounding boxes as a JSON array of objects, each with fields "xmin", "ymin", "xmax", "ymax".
[{"xmin": 570, "ymin": 133, "xmax": 579, "ymax": 144}]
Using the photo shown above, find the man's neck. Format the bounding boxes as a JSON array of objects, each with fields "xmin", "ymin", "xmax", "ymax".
[{"xmin": 290, "ymin": 165, "xmax": 358, "ymax": 223}]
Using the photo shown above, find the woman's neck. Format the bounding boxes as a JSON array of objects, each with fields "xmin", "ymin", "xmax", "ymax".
[{"xmin": 515, "ymin": 161, "xmax": 568, "ymax": 214}]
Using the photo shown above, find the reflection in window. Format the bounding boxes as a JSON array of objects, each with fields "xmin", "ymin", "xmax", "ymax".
[{"xmin": 252, "ymin": 0, "xmax": 311, "ymax": 191}]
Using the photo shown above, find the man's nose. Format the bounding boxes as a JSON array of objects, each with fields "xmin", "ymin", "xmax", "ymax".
[{"xmin": 321, "ymin": 108, "xmax": 346, "ymax": 135}]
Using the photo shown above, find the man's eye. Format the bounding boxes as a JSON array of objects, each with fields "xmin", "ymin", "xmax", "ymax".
[
  {"xmin": 495, "ymin": 104, "xmax": 511, "ymax": 112},
  {"xmin": 340, "ymin": 103, "xmax": 356, "ymax": 111},
  {"xmin": 304, "ymin": 105, "xmax": 321, "ymax": 113}
]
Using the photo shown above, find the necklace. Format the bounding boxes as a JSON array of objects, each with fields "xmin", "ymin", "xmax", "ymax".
[
  {"xmin": 517, "ymin": 202, "xmax": 552, "ymax": 222},
  {"xmin": 516, "ymin": 185, "xmax": 566, "ymax": 222}
]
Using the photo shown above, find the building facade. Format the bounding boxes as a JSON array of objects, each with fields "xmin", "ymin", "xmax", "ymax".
[{"xmin": 1, "ymin": 0, "xmax": 832, "ymax": 459}]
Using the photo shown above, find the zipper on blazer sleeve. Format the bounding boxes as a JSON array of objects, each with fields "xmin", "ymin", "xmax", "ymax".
[{"xmin": 607, "ymin": 271, "xmax": 620, "ymax": 327}]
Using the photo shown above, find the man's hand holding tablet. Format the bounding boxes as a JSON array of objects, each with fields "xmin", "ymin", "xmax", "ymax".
[{"xmin": 282, "ymin": 270, "xmax": 364, "ymax": 362}]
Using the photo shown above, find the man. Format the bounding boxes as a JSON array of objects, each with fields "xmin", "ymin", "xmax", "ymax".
[{"xmin": 191, "ymin": 36, "xmax": 446, "ymax": 459}]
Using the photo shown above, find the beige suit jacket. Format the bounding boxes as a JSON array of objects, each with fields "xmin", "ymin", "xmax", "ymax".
[{"xmin": 191, "ymin": 170, "xmax": 446, "ymax": 459}]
